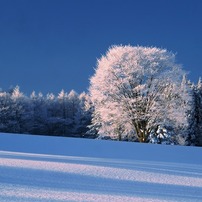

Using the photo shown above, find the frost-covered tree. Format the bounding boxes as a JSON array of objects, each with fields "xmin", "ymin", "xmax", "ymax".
[
  {"xmin": 183, "ymin": 78, "xmax": 202, "ymax": 146},
  {"xmin": 8, "ymin": 86, "xmax": 30, "ymax": 133},
  {"xmin": 172, "ymin": 77, "xmax": 196, "ymax": 145},
  {"xmin": 29, "ymin": 91, "xmax": 48, "ymax": 135},
  {"xmin": 89, "ymin": 45, "xmax": 191, "ymax": 143},
  {"xmin": 66, "ymin": 90, "xmax": 80, "ymax": 135},
  {"xmin": 195, "ymin": 78, "xmax": 202, "ymax": 145},
  {"xmin": 0, "ymin": 87, "xmax": 28, "ymax": 133},
  {"xmin": 70, "ymin": 92, "xmax": 92, "ymax": 137},
  {"xmin": 0, "ymin": 91, "xmax": 12, "ymax": 132},
  {"xmin": 85, "ymin": 96, "xmax": 100, "ymax": 139},
  {"xmin": 53, "ymin": 89, "xmax": 70, "ymax": 135}
]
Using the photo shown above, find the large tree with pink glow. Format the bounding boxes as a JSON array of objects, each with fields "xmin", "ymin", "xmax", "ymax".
[{"xmin": 89, "ymin": 45, "xmax": 191, "ymax": 142}]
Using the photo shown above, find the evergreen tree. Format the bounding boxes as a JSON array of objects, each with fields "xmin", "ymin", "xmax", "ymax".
[
  {"xmin": 0, "ymin": 91, "xmax": 11, "ymax": 132},
  {"xmin": 174, "ymin": 78, "xmax": 196, "ymax": 145},
  {"xmin": 29, "ymin": 92, "xmax": 48, "ymax": 135},
  {"xmin": 195, "ymin": 78, "xmax": 202, "ymax": 145},
  {"xmin": 8, "ymin": 86, "xmax": 28, "ymax": 133},
  {"xmin": 73, "ymin": 92, "xmax": 92, "ymax": 137}
]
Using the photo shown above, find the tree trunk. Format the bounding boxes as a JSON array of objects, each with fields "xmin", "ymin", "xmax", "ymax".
[{"xmin": 132, "ymin": 120, "xmax": 148, "ymax": 143}]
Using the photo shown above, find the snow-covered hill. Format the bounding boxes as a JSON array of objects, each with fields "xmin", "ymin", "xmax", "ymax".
[{"xmin": 0, "ymin": 133, "xmax": 202, "ymax": 201}]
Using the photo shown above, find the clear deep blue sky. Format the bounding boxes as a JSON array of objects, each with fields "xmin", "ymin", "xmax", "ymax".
[{"xmin": 0, "ymin": 0, "xmax": 201, "ymax": 95}]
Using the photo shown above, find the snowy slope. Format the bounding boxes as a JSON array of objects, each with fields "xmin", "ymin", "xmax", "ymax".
[{"xmin": 0, "ymin": 133, "xmax": 202, "ymax": 202}]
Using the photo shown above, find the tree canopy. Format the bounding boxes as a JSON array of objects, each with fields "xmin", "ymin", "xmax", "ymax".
[{"xmin": 89, "ymin": 45, "xmax": 191, "ymax": 142}]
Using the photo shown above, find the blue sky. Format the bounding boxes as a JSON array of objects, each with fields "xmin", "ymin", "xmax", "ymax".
[{"xmin": 0, "ymin": 0, "xmax": 201, "ymax": 95}]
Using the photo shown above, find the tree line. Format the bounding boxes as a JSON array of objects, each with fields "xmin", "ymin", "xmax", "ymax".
[
  {"xmin": 0, "ymin": 87, "xmax": 92, "ymax": 138},
  {"xmin": 0, "ymin": 45, "xmax": 202, "ymax": 146}
]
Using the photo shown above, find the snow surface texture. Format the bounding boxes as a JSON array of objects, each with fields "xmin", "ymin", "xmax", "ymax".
[{"xmin": 0, "ymin": 133, "xmax": 202, "ymax": 201}]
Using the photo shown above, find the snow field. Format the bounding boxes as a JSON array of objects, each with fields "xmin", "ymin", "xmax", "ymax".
[{"xmin": 0, "ymin": 133, "xmax": 202, "ymax": 201}]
